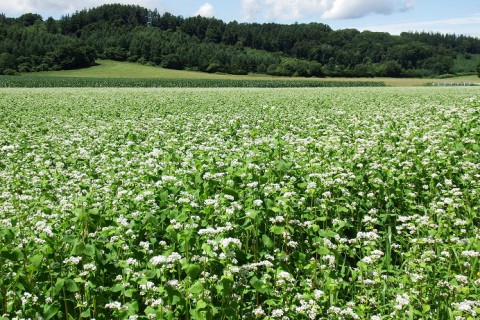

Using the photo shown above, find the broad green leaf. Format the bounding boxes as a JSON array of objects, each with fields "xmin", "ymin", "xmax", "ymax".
[
  {"xmin": 65, "ymin": 279, "xmax": 79, "ymax": 292},
  {"xmin": 188, "ymin": 281, "xmax": 204, "ymax": 295},
  {"xmin": 83, "ymin": 244, "xmax": 95, "ymax": 257},
  {"xmin": 315, "ymin": 246, "xmax": 330, "ymax": 255},
  {"xmin": 80, "ymin": 308, "xmax": 91, "ymax": 318},
  {"xmin": 29, "ymin": 254, "xmax": 43, "ymax": 269},
  {"xmin": 196, "ymin": 299, "xmax": 207, "ymax": 310},
  {"xmin": 262, "ymin": 234, "xmax": 274, "ymax": 248},
  {"xmin": 44, "ymin": 303, "xmax": 60, "ymax": 320},
  {"xmin": 185, "ymin": 264, "xmax": 201, "ymax": 279},
  {"xmin": 54, "ymin": 278, "xmax": 65, "ymax": 296},
  {"xmin": 271, "ymin": 226, "xmax": 285, "ymax": 235}
]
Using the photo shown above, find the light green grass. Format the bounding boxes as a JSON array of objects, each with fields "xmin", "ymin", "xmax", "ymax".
[
  {"xmin": 28, "ymin": 59, "xmax": 480, "ymax": 86},
  {"xmin": 30, "ymin": 60, "xmax": 277, "ymax": 80}
]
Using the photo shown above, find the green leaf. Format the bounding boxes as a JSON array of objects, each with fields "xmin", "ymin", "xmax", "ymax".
[
  {"xmin": 44, "ymin": 303, "xmax": 60, "ymax": 320},
  {"xmin": 83, "ymin": 244, "xmax": 95, "ymax": 257},
  {"xmin": 29, "ymin": 254, "xmax": 43, "ymax": 268},
  {"xmin": 315, "ymin": 246, "xmax": 330, "ymax": 255},
  {"xmin": 220, "ymin": 277, "xmax": 233, "ymax": 295},
  {"xmin": 185, "ymin": 264, "xmax": 201, "ymax": 279},
  {"xmin": 246, "ymin": 210, "xmax": 257, "ymax": 219},
  {"xmin": 196, "ymin": 299, "xmax": 208, "ymax": 310},
  {"xmin": 124, "ymin": 289, "xmax": 135, "ymax": 298},
  {"xmin": 3, "ymin": 248, "xmax": 24, "ymax": 261},
  {"xmin": 54, "ymin": 278, "xmax": 65, "ymax": 296},
  {"xmin": 189, "ymin": 281, "xmax": 204, "ymax": 295},
  {"xmin": 71, "ymin": 241, "xmax": 86, "ymax": 256},
  {"xmin": 110, "ymin": 283, "xmax": 124, "ymax": 292},
  {"xmin": 271, "ymin": 226, "xmax": 285, "ymax": 235},
  {"xmin": 166, "ymin": 287, "xmax": 183, "ymax": 305},
  {"xmin": 249, "ymin": 276, "xmax": 267, "ymax": 293},
  {"xmin": 144, "ymin": 306, "xmax": 158, "ymax": 317},
  {"xmin": 262, "ymin": 234, "xmax": 274, "ymax": 248},
  {"xmin": 80, "ymin": 308, "xmax": 91, "ymax": 318},
  {"xmin": 318, "ymin": 230, "xmax": 337, "ymax": 238},
  {"xmin": 65, "ymin": 279, "xmax": 79, "ymax": 292},
  {"xmin": 0, "ymin": 228, "xmax": 14, "ymax": 243}
]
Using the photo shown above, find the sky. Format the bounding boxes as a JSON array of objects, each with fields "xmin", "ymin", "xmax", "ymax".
[{"xmin": 1, "ymin": 0, "xmax": 480, "ymax": 37}]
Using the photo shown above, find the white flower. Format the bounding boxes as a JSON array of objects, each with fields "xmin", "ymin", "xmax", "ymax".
[
  {"xmin": 452, "ymin": 300, "xmax": 479, "ymax": 317},
  {"xmin": 271, "ymin": 308, "xmax": 284, "ymax": 318},
  {"xmin": 83, "ymin": 263, "xmax": 97, "ymax": 271},
  {"xmin": 150, "ymin": 252, "xmax": 182, "ymax": 266},
  {"xmin": 253, "ymin": 199, "xmax": 263, "ymax": 206},
  {"xmin": 63, "ymin": 256, "xmax": 82, "ymax": 264},
  {"xmin": 220, "ymin": 237, "xmax": 242, "ymax": 248},
  {"xmin": 314, "ymin": 289, "xmax": 324, "ymax": 299},
  {"xmin": 362, "ymin": 256, "xmax": 374, "ymax": 264},
  {"xmin": 394, "ymin": 293, "xmax": 410, "ymax": 310},
  {"xmin": 125, "ymin": 258, "xmax": 138, "ymax": 266},
  {"xmin": 455, "ymin": 275, "xmax": 469, "ymax": 284},
  {"xmin": 252, "ymin": 307, "xmax": 265, "ymax": 318},
  {"xmin": 461, "ymin": 250, "xmax": 479, "ymax": 258},
  {"xmin": 105, "ymin": 301, "xmax": 127, "ymax": 310}
]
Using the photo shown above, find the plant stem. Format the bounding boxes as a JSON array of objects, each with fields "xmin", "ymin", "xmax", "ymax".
[{"xmin": 63, "ymin": 287, "xmax": 69, "ymax": 320}]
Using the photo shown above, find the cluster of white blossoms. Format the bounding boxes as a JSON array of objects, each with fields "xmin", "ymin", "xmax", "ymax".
[
  {"xmin": 63, "ymin": 256, "xmax": 82, "ymax": 264},
  {"xmin": 150, "ymin": 252, "xmax": 182, "ymax": 266},
  {"xmin": 452, "ymin": 300, "xmax": 480, "ymax": 317}
]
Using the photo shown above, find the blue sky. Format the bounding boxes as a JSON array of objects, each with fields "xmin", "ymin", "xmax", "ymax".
[{"xmin": 1, "ymin": 0, "xmax": 479, "ymax": 37}]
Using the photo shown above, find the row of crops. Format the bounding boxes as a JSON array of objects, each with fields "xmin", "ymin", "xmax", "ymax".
[
  {"xmin": 0, "ymin": 87, "xmax": 479, "ymax": 319},
  {"xmin": 0, "ymin": 76, "xmax": 385, "ymax": 88}
]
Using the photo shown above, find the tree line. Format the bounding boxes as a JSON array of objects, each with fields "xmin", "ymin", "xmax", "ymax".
[{"xmin": 1, "ymin": 4, "xmax": 480, "ymax": 77}]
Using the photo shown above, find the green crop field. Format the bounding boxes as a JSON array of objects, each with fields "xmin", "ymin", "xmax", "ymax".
[
  {"xmin": 19, "ymin": 59, "xmax": 478, "ymax": 87},
  {"xmin": 0, "ymin": 87, "xmax": 479, "ymax": 320},
  {"xmin": 0, "ymin": 76, "xmax": 385, "ymax": 88}
]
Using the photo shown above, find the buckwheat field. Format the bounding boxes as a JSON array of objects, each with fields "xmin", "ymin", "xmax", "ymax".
[{"xmin": 0, "ymin": 87, "xmax": 479, "ymax": 320}]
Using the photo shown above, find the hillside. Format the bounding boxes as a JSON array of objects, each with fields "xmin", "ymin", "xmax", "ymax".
[{"xmin": 1, "ymin": 4, "xmax": 480, "ymax": 77}]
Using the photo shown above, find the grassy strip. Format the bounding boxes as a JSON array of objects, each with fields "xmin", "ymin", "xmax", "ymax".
[{"xmin": 0, "ymin": 76, "xmax": 385, "ymax": 88}]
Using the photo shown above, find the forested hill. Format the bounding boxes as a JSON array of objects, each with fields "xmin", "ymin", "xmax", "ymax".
[{"xmin": 2, "ymin": 3, "xmax": 480, "ymax": 77}]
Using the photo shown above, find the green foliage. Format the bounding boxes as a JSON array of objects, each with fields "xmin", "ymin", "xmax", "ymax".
[
  {"xmin": 0, "ymin": 87, "xmax": 479, "ymax": 319},
  {"xmin": 161, "ymin": 54, "xmax": 184, "ymax": 70},
  {"xmin": 0, "ymin": 17, "xmax": 96, "ymax": 74},
  {"xmin": 452, "ymin": 54, "xmax": 480, "ymax": 75},
  {"xmin": 380, "ymin": 60, "xmax": 403, "ymax": 77},
  {"xmin": 18, "ymin": 13, "xmax": 43, "ymax": 27},
  {"xmin": 43, "ymin": 43, "xmax": 96, "ymax": 70},
  {"xmin": 2, "ymin": 3, "xmax": 480, "ymax": 77}
]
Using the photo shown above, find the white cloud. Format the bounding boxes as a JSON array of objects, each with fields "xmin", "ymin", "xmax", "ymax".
[
  {"xmin": 0, "ymin": 0, "xmax": 158, "ymax": 18},
  {"xmin": 240, "ymin": 0, "xmax": 415, "ymax": 21},
  {"xmin": 241, "ymin": 0, "xmax": 262, "ymax": 21},
  {"xmin": 359, "ymin": 14, "xmax": 480, "ymax": 37},
  {"xmin": 193, "ymin": 2, "xmax": 215, "ymax": 17}
]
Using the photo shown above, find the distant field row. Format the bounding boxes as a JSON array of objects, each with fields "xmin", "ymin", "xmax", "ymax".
[
  {"xmin": 4, "ymin": 60, "xmax": 479, "ymax": 87},
  {"xmin": 0, "ymin": 76, "xmax": 385, "ymax": 88}
]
